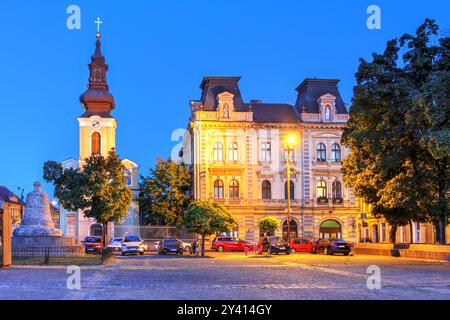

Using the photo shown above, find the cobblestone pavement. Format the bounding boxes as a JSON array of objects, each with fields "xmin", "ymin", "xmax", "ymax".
[{"xmin": 0, "ymin": 253, "xmax": 449, "ymax": 300}]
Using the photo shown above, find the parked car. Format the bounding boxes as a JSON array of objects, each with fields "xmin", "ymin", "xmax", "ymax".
[
  {"xmin": 107, "ymin": 237, "xmax": 123, "ymax": 251},
  {"xmin": 314, "ymin": 238, "xmax": 353, "ymax": 256},
  {"xmin": 82, "ymin": 236, "xmax": 102, "ymax": 254},
  {"xmin": 121, "ymin": 235, "xmax": 146, "ymax": 256},
  {"xmin": 213, "ymin": 237, "xmax": 253, "ymax": 252},
  {"xmin": 289, "ymin": 238, "xmax": 315, "ymax": 254},
  {"xmin": 162, "ymin": 237, "xmax": 192, "ymax": 252},
  {"xmin": 158, "ymin": 238, "xmax": 184, "ymax": 255},
  {"xmin": 260, "ymin": 236, "xmax": 291, "ymax": 255}
]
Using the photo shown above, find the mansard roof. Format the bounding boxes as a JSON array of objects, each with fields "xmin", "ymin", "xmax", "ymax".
[
  {"xmin": 250, "ymin": 103, "xmax": 298, "ymax": 123},
  {"xmin": 294, "ymin": 78, "xmax": 348, "ymax": 114},
  {"xmin": 199, "ymin": 77, "xmax": 247, "ymax": 112}
]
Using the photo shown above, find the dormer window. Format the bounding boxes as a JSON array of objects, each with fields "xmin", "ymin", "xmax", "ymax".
[
  {"xmin": 223, "ymin": 102, "xmax": 230, "ymax": 118},
  {"xmin": 217, "ymin": 91, "xmax": 235, "ymax": 118},
  {"xmin": 324, "ymin": 105, "xmax": 331, "ymax": 121},
  {"xmin": 317, "ymin": 94, "xmax": 337, "ymax": 122}
]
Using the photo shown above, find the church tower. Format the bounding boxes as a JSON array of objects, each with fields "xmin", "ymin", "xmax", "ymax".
[{"xmin": 78, "ymin": 32, "xmax": 116, "ymax": 160}]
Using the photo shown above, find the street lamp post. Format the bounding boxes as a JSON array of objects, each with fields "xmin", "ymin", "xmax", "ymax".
[{"xmin": 285, "ymin": 135, "xmax": 296, "ymax": 242}]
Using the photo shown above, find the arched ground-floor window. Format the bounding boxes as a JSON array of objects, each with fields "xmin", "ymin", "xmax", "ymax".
[{"xmin": 319, "ymin": 219, "xmax": 342, "ymax": 239}]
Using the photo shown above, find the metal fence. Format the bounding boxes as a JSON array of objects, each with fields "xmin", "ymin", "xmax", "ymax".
[{"xmin": 114, "ymin": 225, "xmax": 197, "ymax": 243}]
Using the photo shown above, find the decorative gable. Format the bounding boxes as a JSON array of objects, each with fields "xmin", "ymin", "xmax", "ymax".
[
  {"xmin": 317, "ymin": 94, "xmax": 337, "ymax": 122},
  {"xmin": 217, "ymin": 91, "xmax": 235, "ymax": 118}
]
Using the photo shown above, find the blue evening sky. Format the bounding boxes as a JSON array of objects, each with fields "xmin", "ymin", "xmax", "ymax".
[{"xmin": 0, "ymin": 0, "xmax": 448, "ymax": 199}]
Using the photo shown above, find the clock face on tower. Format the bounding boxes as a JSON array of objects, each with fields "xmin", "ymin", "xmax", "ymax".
[{"xmin": 91, "ymin": 120, "xmax": 101, "ymax": 129}]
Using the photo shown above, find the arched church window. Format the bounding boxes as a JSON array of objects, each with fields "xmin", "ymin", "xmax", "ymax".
[{"xmin": 91, "ymin": 132, "xmax": 101, "ymax": 156}]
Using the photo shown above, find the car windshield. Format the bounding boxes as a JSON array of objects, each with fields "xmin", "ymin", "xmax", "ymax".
[
  {"xmin": 124, "ymin": 236, "xmax": 141, "ymax": 242},
  {"xmin": 268, "ymin": 237, "xmax": 284, "ymax": 243},
  {"xmin": 163, "ymin": 239, "xmax": 180, "ymax": 244},
  {"xmin": 111, "ymin": 238, "xmax": 122, "ymax": 242},
  {"xmin": 85, "ymin": 237, "xmax": 101, "ymax": 243}
]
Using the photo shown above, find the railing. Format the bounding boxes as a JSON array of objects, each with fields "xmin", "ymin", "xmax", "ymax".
[{"xmin": 193, "ymin": 111, "xmax": 253, "ymax": 122}]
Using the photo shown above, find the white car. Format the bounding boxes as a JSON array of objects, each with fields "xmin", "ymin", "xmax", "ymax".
[
  {"xmin": 107, "ymin": 237, "xmax": 123, "ymax": 251},
  {"xmin": 121, "ymin": 235, "xmax": 146, "ymax": 256}
]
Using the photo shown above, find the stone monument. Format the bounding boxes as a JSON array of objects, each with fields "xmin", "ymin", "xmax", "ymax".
[{"xmin": 12, "ymin": 182, "xmax": 84, "ymax": 257}]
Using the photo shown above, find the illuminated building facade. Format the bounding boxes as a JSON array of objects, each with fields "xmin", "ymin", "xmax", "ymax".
[{"xmin": 182, "ymin": 77, "xmax": 360, "ymax": 242}]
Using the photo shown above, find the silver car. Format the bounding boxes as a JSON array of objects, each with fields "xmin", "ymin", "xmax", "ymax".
[
  {"xmin": 121, "ymin": 235, "xmax": 146, "ymax": 256},
  {"xmin": 107, "ymin": 237, "xmax": 123, "ymax": 251}
]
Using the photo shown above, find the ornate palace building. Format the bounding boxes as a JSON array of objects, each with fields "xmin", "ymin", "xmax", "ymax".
[
  {"xmin": 182, "ymin": 77, "xmax": 360, "ymax": 242},
  {"xmin": 59, "ymin": 32, "xmax": 139, "ymax": 242}
]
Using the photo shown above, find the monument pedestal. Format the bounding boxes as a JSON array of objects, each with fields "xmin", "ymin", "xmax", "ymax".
[{"xmin": 12, "ymin": 182, "xmax": 84, "ymax": 258}]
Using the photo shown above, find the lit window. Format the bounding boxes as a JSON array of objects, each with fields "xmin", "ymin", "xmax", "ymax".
[
  {"xmin": 229, "ymin": 142, "xmax": 238, "ymax": 161},
  {"xmin": 317, "ymin": 180, "xmax": 327, "ymax": 199},
  {"xmin": 213, "ymin": 142, "xmax": 223, "ymax": 161},
  {"xmin": 91, "ymin": 132, "xmax": 101, "ymax": 156},
  {"xmin": 261, "ymin": 142, "xmax": 271, "ymax": 162}
]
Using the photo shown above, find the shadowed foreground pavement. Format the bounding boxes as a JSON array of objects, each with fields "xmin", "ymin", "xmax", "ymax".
[{"xmin": 1, "ymin": 253, "xmax": 449, "ymax": 300}]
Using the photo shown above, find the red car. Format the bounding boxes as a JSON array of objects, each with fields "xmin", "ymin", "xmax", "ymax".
[
  {"xmin": 212, "ymin": 237, "xmax": 253, "ymax": 252},
  {"xmin": 82, "ymin": 236, "xmax": 103, "ymax": 254},
  {"xmin": 289, "ymin": 238, "xmax": 315, "ymax": 253}
]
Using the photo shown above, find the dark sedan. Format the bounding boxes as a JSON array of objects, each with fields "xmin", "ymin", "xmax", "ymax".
[
  {"xmin": 260, "ymin": 236, "xmax": 291, "ymax": 255},
  {"xmin": 158, "ymin": 238, "xmax": 184, "ymax": 255},
  {"xmin": 314, "ymin": 238, "xmax": 353, "ymax": 256}
]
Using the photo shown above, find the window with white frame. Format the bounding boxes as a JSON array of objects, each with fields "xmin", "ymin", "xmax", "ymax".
[
  {"xmin": 213, "ymin": 142, "xmax": 223, "ymax": 161},
  {"xmin": 261, "ymin": 142, "xmax": 271, "ymax": 162},
  {"xmin": 331, "ymin": 143, "xmax": 342, "ymax": 162},
  {"xmin": 229, "ymin": 142, "xmax": 238, "ymax": 161}
]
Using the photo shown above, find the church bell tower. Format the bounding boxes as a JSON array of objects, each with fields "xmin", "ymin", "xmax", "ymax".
[{"xmin": 78, "ymin": 31, "xmax": 117, "ymax": 160}]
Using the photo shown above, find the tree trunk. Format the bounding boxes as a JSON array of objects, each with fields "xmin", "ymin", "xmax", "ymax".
[
  {"xmin": 439, "ymin": 218, "xmax": 446, "ymax": 245},
  {"xmin": 409, "ymin": 221, "xmax": 414, "ymax": 244},
  {"xmin": 389, "ymin": 224, "xmax": 397, "ymax": 244},
  {"xmin": 433, "ymin": 220, "xmax": 441, "ymax": 244},
  {"xmin": 102, "ymin": 222, "xmax": 108, "ymax": 248},
  {"xmin": 201, "ymin": 233, "xmax": 206, "ymax": 257}
]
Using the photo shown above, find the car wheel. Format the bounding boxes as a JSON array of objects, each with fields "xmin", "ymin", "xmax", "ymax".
[
  {"xmin": 218, "ymin": 246, "xmax": 224, "ymax": 252},
  {"xmin": 286, "ymin": 250, "xmax": 291, "ymax": 255},
  {"xmin": 290, "ymin": 248, "xmax": 296, "ymax": 254},
  {"xmin": 344, "ymin": 252, "xmax": 349, "ymax": 256}
]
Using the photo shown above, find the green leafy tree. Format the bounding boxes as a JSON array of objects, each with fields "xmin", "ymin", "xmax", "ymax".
[
  {"xmin": 139, "ymin": 157, "xmax": 192, "ymax": 226},
  {"xmin": 43, "ymin": 149, "xmax": 133, "ymax": 246},
  {"xmin": 258, "ymin": 216, "xmax": 280, "ymax": 237},
  {"xmin": 343, "ymin": 19, "xmax": 449, "ymax": 244},
  {"xmin": 183, "ymin": 201, "xmax": 236, "ymax": 257}
]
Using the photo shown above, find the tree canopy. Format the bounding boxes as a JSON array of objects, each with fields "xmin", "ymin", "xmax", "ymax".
[
  {"xmin": 342, "ymin": 19, "xmax": 449, "ymax": 244},
  {"xmin": 43, "ymin": 149, "xmax": 133, "ymax": 244},
  {"xmin": 258, "ymin": 216, "xmax": 280, "ymax": 235},
  {"xmin": 183, "ymin": 201, "xmax": 236, "ymax": 257},
  {"xmin": 139, "ymin": 157, "xmax": 192, "ymax": 226}
]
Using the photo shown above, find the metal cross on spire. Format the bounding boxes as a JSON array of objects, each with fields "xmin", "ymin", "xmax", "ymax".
[{"xmin": 95, "ymin": 17, "xmax": 103, "ymax": 33}]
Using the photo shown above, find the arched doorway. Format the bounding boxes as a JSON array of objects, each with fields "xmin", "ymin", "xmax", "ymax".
[
  {"xmin": 282, "ymin": 219, "xmax": 298, "ymax": 240},
  {"xmin": 90, "ymin": 224, "xmax": 103, "ymax": 237},
  {"xmin": 319, "ymin": 220, "xmax": 342, "ymax": 239}
]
